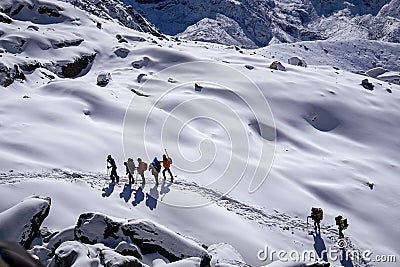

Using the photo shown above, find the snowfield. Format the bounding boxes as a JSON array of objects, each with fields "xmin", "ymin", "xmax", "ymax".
[{"xmin": 0, "ymin": 0, "xmax": 399, "ymax": 266}]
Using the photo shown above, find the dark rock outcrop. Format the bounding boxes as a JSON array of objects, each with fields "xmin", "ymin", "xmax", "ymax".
[
  {"xmin": 0, "ymin": 196, "xmax": 51, "ymax": 249},
  {"xmin": 58, "ymin": 53, "xmax": 96, "ymax": 78},
  {"xmin": 0, "ymin": 64, "xmax": 25, "ymax": 87},
  {"xmin": 74, "ymin": 213, "xmax": 210, "ymax": 263}
]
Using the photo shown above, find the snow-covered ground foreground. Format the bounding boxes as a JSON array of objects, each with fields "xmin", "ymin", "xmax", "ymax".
[{"xmin": 0, "ymin": 0, "xmax": 399, "ymax": 266}]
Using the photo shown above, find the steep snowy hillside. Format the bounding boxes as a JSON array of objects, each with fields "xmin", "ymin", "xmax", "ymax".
[
  {"xmin": 60, "ymin": 0, "xmax": 162, "ymax": 37},
  {"xmin": 127, "ymin": 0, "xmax": 400, "ymax": 47},
  {"xmin": 0, "ymin": 0, "xmax": 399, "ymax": 266}
]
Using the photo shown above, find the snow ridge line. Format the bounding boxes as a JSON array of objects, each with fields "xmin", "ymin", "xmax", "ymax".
[{"xmin": 0, "ymin": 170, "xmax": 372, "ymax": 266}]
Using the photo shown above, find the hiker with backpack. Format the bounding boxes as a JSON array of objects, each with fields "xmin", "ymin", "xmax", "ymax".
[
  {"xmin": 137, "ymin": 158, "xmax": 147, "ymax": 184},
  {"xmin": 148, "ymin": 161, "xmax": 160, "ymax": 185},
  {"xmin": 152, "ymin": 157, "xmax": 162, "ymax": 173},
  {"xmin": 162, "ymin": 154, "xmax": 173, "ymax": 181},
  {"xmin": 124, "ymin": 158, "xmax": 135, "ymax": 184},
  {"xmin": 107, "ymin": 155, "xmax": 119, "ymax": 183},
  {"xmin": 308, "ymin": 207, "xmax": 323, "ymax": 233},
  {"xmin": 335, "ymin": 215, "xmax": 348, "ymax": 239}
]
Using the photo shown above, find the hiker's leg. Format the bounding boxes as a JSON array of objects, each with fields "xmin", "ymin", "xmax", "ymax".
[
  {"xmin": 339, "ymin": 228, "xmax": 344, "ymax": 238},
  {"xmin": 115, "ymin": 169, "xmax": 119, "ymax": 183},
  {"xmin": 167, "ymin": 169, "xmax": 173, "ymax": 179},
  {"xmin": 162, "ymin": 169, "xmax": 166, "ymax": 179}
]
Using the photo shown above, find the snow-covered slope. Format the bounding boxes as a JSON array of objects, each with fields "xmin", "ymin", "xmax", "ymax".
[
  {"xmin": 0, "ymin": 0, "xmax": 399, "ymax": 266},
  {"xmin": 258, "ymin": 39, "xmax": 400, "ymax": 73}
]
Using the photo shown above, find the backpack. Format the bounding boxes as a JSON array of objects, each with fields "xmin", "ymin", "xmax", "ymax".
[
  {"xmin": 168, "ymin": 157, "xmax": 173, "ymax": 164},
  {"xmin": 140, "ymin": 162, "xmax": 148, "ymax": 171},
  {"xmin": 340, "ymin": 218, "xmax": 349, "ymax": 230},
  {"xmin": 311, "ymin": 207, "xmax": 323, "ymax": 221}
]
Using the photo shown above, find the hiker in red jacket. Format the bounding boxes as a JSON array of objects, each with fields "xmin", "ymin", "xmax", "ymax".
[{"xmin": 162, "ymin": 154, "xmax": 173, "ymax": 181}]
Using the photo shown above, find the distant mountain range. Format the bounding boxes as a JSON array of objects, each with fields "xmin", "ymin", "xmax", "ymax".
[{"xmin": 62, "ymin": 0, "xmax": 400, "ymax": 48}]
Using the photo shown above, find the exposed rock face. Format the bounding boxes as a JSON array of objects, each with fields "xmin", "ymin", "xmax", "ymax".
[
  {"xmin": 0, "ymin": 197, "xmax": 247, "ymax": 267},
  {"xmin": 58, "ymin": 53, "xmax": 96, "ymax": 78},
  {"xmin": 127, "ymin": 0, "xmax": 400, "ymax": 47},
  {"xmin": 74, "ymin": 213, "xmax": 211, "ymax": 263},
  {"xmin": 288, "ymin": 56, "xmax": 308, "ymax": 67},
  {"xmin": 61, "ymin": 0, "xmax": 162, "ymax": 37},
  {"xmin": 0, "ymin": 13, "xmax": 12, "ymax": 24},
  {"xmin": 0, "ymin": 63, "xmax": 25, "ymax": 87},
  {"xmin": 0, "ymin": 196, "xmax": 51, "ymax": 249},
  {"xmin": 97, "ymin": 72, "xmax": 112, "ymax": 86},
  {"xmin": 270, "ymin": 61, "xmax": 286, "ymax": 71}
]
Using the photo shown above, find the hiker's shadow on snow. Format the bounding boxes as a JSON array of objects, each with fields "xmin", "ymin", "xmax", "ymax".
[
  {"xmin": 146, "ymin": 184, "xmax": 159, "ymax": 211},
  {"xmin": 313, "ymin": 233, "xmax": 328, "ymax": 262},
  {"xmin": 102, "ymin": 182, "xmax": 115, "ymax": 198},
  {"xmin": 132, "ymin": 186, "xmax": 145, "ymax": 207},
  {"xmin": 120, "ymin": 183, "xmax": 134, "ymax": 203},
  {"xmin": 160, "ymin": 179, "xmax": 172, "ymax": 197},
  {"xmin": 340, "ymin": 248, "xmax": 354, "ymax": 267}
]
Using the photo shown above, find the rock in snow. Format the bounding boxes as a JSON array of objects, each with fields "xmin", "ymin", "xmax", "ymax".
[
  {"xmin": 269, "ymin": 61, "xmax": 286, "ymax": 71},
  {"xmin": 287, "ymin": 57, "xmax": 307, "ymax": 67},
  {"xmin": 0, "ymin": 194, "xmax": 247, "ymax": 266},
  {"xmin": 75, "ymin": 213, "xmax": 211, "ymax": 263},
  {"xmin": 0, "ymin": 195, "xmax": 51, "ymax": 249}
]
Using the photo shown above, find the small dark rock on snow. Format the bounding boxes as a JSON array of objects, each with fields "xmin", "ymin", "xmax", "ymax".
[{"xmin": 361, "ymin": 79, "xmax": 374, "ymax": 90}]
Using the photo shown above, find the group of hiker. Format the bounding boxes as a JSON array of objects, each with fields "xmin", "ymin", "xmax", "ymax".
[
  {"xmin": 106, "ymin": 153, "xmax": 174, "ymax": 185},
  {"xmin": 307, "ymin": 207, "xmax": 349, "ymax": 239}
]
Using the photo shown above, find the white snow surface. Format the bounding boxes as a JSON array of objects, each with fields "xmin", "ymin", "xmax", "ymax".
[{"xmin": 0, "ymin": 0, "xmax": 399, "ymax": 266}]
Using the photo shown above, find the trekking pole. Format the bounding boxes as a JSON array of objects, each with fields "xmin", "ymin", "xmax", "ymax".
[{"xmin": 164, "ymin": 148, "xmax": 170, "ymax": 159}]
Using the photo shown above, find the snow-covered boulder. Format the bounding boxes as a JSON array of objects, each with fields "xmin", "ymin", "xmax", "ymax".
[
  {"xmin": 366, "ymin": 67, "xmax": 388, "ymax": 78},
  {"xmin": 207, "ymin": 243, "xmax": 249, "ymax": 267},
  {"xmin": 361, "ymin": 78, "xmax": 374, "ymax": 90},
  {"xmin": 55, "ymin": 53, "xmax": 96, "ymax": 78},
  {"xmin": 114, "ymin": 47, "xmax": 130, "ymax": 58},
  {"xmin": 115, "ymin": 241, "xmax": 142, "ymax": 259},
  {"xmin": 269, "ymin": 61, "xmax": 286, "ymax": 71},
  {"xmin": 0, "ymin": 195, "xmax": 51, "ymax": 249},
  {"xmin": 46, "ymin": 226, "xmax": 75, "ymax": 252},
  {"xmin": 29, "ymin": 245, "xmax": 52, "ymax": 266},
  {"xmin": 101, "ymin": 249, "xmax": 146, "ymax": 267},
  {"xmin": 152, "ymin": 257, "xmax": 202, "ymax": 267},
  {"xmin": 0, "ymin": 63, "xmax": 25, "ymax": 87},
  {"xmin": 376, "ymin": 71, "xmax": 400, "ymax": 85},
  {"xmin": 287, "ymin": 57, "xmax": 307, "ymax": 67},
  {"xmin": 121, "ymin": 219, "xmax": 210, "ymax": 263},
  {"xmin": 74, "ymin": 213, "xmax": 211, "ymax": 263},
  {"xmin": 48, "ymin": 241, "xmax": 100, "ymax": 267},
  {"xmin": 75, "ymin": 213, "xmax": 125, "ymax": 247},
  {"xmin": 97, "ymin": 72, "xmax": 112, "ymax": 86}
]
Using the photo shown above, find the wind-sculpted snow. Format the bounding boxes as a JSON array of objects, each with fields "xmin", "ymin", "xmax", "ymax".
[{"xmin": 123, "ymin": 61, "xmax": 276, "ymax": 207}]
